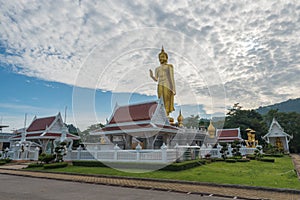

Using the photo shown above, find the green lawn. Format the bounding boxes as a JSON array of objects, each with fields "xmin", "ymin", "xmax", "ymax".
[{"xmin": 27, "ymin": 156, "xmax": 300, "ymax": 190}]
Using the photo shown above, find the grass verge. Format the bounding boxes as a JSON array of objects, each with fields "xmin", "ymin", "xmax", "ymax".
[{"xmin": 25, "ymin": 156, "xmax": 300, "ymax": 189}]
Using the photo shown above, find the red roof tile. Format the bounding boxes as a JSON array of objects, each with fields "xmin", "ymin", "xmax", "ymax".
[
  {"xmin": 100, "ymin": 123, "xmax": 153, "ymax": 132},
  {"xmin": 109, "ymin": 102, "xmax": 158, "ymax": 124},
  {"xmin": 26, "ymin": 116, "xmax": 56, "ymax": 132},
  {"xmin": 217, "ymin": 129, "xmax": 239, "ymax": 138}
]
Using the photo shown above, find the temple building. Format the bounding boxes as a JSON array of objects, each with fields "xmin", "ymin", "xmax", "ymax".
[
  {"xmin": 262, "ymin": 118, "xmax": 293, "ymax": 153},
  {"xmin": 10, "ymin": 113, "xmax": 79, "ymax": 153},
  {"xmin": 90, "ymin": 99, "xmax": 206, "ymax": 149}
]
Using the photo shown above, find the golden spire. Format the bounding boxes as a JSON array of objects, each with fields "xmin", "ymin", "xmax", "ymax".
[
  {"xmin": 158, "ymin": 45, "xmax": 168, "ymax": 59},
  {"xmin": 208, "ymin": 120, "xmax": 215, "ymax": 138},
  {"xmin": 177, "ymin": 110, "xmax": 184, "ymax": 127}
]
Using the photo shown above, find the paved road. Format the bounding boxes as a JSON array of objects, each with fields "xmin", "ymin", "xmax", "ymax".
[{"xmin": 0, "ymin": 174, "xmax": 227, "ymax": 200}]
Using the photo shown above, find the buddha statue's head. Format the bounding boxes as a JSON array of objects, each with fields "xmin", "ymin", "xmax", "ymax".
[{"xmin": 158, "ymin": 46, "xmax": 168, "ymax": 64}]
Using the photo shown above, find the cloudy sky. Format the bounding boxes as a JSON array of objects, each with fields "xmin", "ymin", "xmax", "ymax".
[{"xmin": 0, "ymin": 0, "xmax": 299, "ymax": 130}]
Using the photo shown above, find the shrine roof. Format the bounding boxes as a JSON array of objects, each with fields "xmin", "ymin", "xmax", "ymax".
[
  {"xmin": 108, "ymin": 101, "xmax": 158, "ymax": 124},
  {"xmin": 217, "ymin": 129, "xmax": 239, "ymax": 138},
  {"xmin": 92, "ymin": 122, "xmax": 179, "ymax": 135},
  {"xmin": 10, "ymin": 132, "xmax": 79, "ymax": 140},
  {"xmin": 26, "ymin": 116, "xmax": 56, "ymax": 132},
  {"xmin": 216, "ymin": 128, "xmax": 243, "ymax": 142}
]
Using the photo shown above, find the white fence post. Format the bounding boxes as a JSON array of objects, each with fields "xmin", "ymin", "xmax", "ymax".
[
  {"xmin": 114, "ymin": 144, "xmax": 120, "ymax": 161},
  {"xmin": 77, "ymin": 146, "xmax": 82, "ymax": 160},
  {"xmin": 135, "ymin": 143, "xmax": 142, "ymax": 161},
  {"xmin": 228, "ymin": 144, "xmax": 232, "ymax": 157},
  {"xmin": 34, "ymin": 147, "xmax": 39, "ymax": 161},
  {"xmin": 161, "ymin": 143, "xmax": 167, "ymax": 162}
]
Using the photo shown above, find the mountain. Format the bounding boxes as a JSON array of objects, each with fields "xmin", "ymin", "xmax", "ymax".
[{"xmin": 256, "ymin": 98, "xmax": 300, "ymax": 114}]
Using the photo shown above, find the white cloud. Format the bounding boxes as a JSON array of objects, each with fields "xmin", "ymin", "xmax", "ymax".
[{"xmin": 0, "ymin": 0, "xmax": 300, "ymax": 119}]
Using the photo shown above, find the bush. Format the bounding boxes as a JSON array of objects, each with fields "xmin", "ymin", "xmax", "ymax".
[
  {"xmin": 27, "ymin": 163, "xmax": 44, "ymax": 168},
  {"xmin": 72, "ymin": 160, "xmax": 205, "ymax": 171},
  {"xmin": 260, "ymin": 158, "xmax": 275, "ymax": 163},
  {"xmin": 225, "ymin": 159, "xmax": 236, "ymax": 163},
  {"xmin": 161, "ymin": 160, "xmax": 206, "ymax": 171},
  {"xmin": 264, "ymin": 154, "xmax": 283, "ymax": 157},
  {"xmin": 236, "ymin": 159, "xmax": 250, "ymax": 162},
  {"xmin": 0, "ymin": 158, "xmax": 12, "ymax": 163},
  {"xmin": 0, "ymin": 161, "xmax": 6, "ymax": 165},
  {"xmin": 246, "ymin": 154, "xmax": 256, "ymax": 160},
  {"xmin": 44, "ymin": 162, "xmax": 68, "ymax": 169},
  {"xmin": 39, "ymin": 153, "xmax": 55, "ymax": 164},
  {"xmin": 73, "ymin": 160, "xmax": 107, "ymax": 167}
]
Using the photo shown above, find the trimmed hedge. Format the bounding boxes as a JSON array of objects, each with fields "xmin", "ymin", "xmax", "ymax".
[
  {"xmin": 73, "ymin": 160, "xmax": 107, "ymax": 167},
  {"xmin": 236, "ymin": 159, "xmax": 250, "ymax": 162},
  {"xmin": 225, "ymin": 159, "xmax": 236, "ymax": 163},
  {"xmin": 72, "ymin": 160, "xmax": 206, "ymax": 171},
  {"xmin": 0, "ymin": 158, "xmax": 12, "ymax": 163},
  {"xmin": 246, "ymin": 155, "xmax": 256, "ymax": 160},
  {"xmin": 0, "ymin": 161, "xmax": 6, "ymax": 165},
  {"xmin": 27, "ymin": 163, "xmax": 44, "ymax": 168},
  {"xmin": 260, "ymin": 158, "xmax": 275, "ymax": 163},
  {"xmin": 264, "ymin": 154, "xmax": 284, "ymax": 157},
  {"xmin": 161, "ymin": 160, "xmax": 206, "ymax": 171},
  {"xmin": 44, "ymin": 162, "xmax": 68, "ymax": 169}
]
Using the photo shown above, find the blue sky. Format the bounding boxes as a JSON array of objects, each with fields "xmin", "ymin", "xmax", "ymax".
[{"xmin": 0, "ymin": 1, "xmax": 299, "ymax": 130}]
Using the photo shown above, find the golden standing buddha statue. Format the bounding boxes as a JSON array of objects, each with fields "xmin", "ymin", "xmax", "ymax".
[{"xmin": 150, "ymin": 47, "xmax": 176, "ymax": 117}]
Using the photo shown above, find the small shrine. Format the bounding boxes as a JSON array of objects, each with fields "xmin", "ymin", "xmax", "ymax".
[
  {"xmin": 245, "ymin": 128, "xmax": 258, "ymax": 148},
  {"xmin": 262, "ymin": 118, "xmax": 293, "ymax": 153},
  {"xmin": 10, "ymin": 113, "xmax": 80, "ymax": 153}
]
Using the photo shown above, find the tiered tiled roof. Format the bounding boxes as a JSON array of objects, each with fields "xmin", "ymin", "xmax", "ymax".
[
  {"xmin": 108, "ymin": 101, "xmax": 157, "ymax": 124},
  {"xmin": 10, "ymin": 113, "xmax": 79, "ymax": 140},
  {"xmin": 26, "ymin": 116, "xmax": 56, "ymax": 132},
  {"xmin": 92, "ymin": 101, "xmax": 178, "ymax": 135},
  {"xmin": 217, "ymin": 128, "xmax": 242, "ymax": 142}
]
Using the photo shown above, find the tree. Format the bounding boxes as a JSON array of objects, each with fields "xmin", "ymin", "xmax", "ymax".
[
  {"xmin": 224, "ymin": 103, "xmax": 268, "ymax": 144},
  {"xmin": 79, "ymin": 123, "xmax": 105, "ymax": 143},
  {"xmin": 183, "ymin": 115, "xmax": 200, "ymax": 128},
  {"xmin": 66, "ymin": 124, "xmax": 80, "ymax": 148}
]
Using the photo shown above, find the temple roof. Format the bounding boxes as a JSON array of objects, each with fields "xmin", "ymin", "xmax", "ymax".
[
  {"xmin": 10, "ymin": 132, "xmax": 79, "ymax": 140},
  {"xmin": 108, "ymin": 101, "xmax": 157, "ymax": 124},
  {"xmin": 216, "ymin": 128, "xmax": 243, "ymax": 142},
  {"xmin": 26, "ymin": 116, "xmax": 56, "ymax": 132},
  {"xmin": 91, "ymin": 100, "xmax": 178, "ymax": 135},
  {"xmin": 263, "ymin": 118, "xmax": 292, "ymax": 139},
  {"xmin": 11, "ymin": 113, "xmax": 80, "ymax": 141}
]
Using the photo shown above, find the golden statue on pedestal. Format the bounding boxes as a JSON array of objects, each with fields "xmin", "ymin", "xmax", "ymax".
[
  {"xmin": 245, "ymin": 128, "xmax": 258, "ymax": 148},
  {"xmin": 275, "ymin": 137, "xmax": 283, "ymax": 150},
  {"xmin": 150, "ymin": 47, "xmax": 176, "ymax": 117}
]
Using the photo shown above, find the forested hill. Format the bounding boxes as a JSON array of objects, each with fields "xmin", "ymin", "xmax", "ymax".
[{"xmin": 256, "ymin": 98, "xmax": 300, "ymax": 114}]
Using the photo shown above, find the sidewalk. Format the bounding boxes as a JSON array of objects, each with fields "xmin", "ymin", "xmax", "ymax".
[
  {"xmin": 0, "ymin": 166, "xmax": 299, "ymax": 200},
  {"xmin": 291, "ymin": 154, "xmax": 300, "ymax": 179}
]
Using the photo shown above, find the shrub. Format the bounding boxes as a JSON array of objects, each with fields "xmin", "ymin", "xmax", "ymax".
[
  {"xmin": 73, "ymin": 160, "xmax": 107, "ymax": 167},
  {"xmin": 0, "ymin": 161, "xmax": 6, "ymax": 165},
  {"xmin": 162, "ymin": 160, "xmax": 205, "ymax": 171},
  {"xmin": 236, "ymin": 159, "xmax": 250, "ymax": 162},
  {"xmin": 0, "ymin": 158, "xmax": 12, "ymax": 163},
  {"xmin": 225, "ymin": 159, "xmax": 236, "ymax": 163},
  {"xmin": 44, "ymin": 162, "xmax": 68, "ymax": 169},
  {"xmin": 27, "ymin": 163, "xmax": 44, "ymax": 168},
  {"xmin": 260, "ymin": 158, "xmax": 275, "ymax": 163},
  {"xmin": 72, "ymin": 160, "xmax": 205, "ymax": 171},
  {"xmin": 39, "ymin": 153, "xmax": 55, "ymax": 164},
  {"xmin": 246, "ymin": 154, "xmax": 256, "ymax": 160},
  {"xmin": 264, "ymin": 154, "xmax": 283, "ymax": 157}
]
